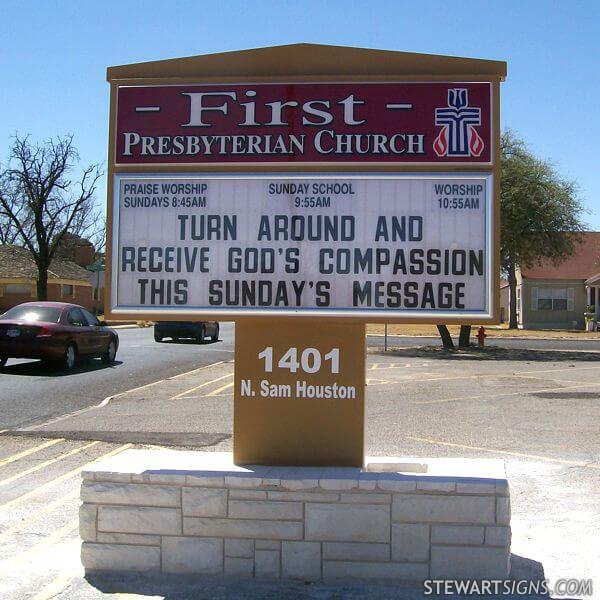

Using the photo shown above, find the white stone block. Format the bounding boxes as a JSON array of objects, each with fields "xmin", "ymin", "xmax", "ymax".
[
  {"xmin": 305, "ymin": 503, "xmax": 390, "ymax": 543},
  {"xmin": 496, "ymin": 497, "xmax": 510, "ymax": 524},
  {"xmin": 358, "ymin": 473, "xmax": 379, "ymax": 490},
  {"xmin": 94, "ymin": 472, "xmax": 132, "ymax": 483},
  {"xmin": 392, "ymin": 495, "xmax": 495, "ymax": 524},
  {"xmin": 82, "ymin": 542, "xmax": 160, "ymax": 572},
  {"xmin": 184, "ymin": 517, "xmax": 303, "ymax": 540},
  {"xmin": 255, "ymin": 550, "xmax": 280, "ymax": 578},
  {"xmin": 323, "ymin": 542, "xmax": 389, "ymax": 561},
  {"xmin": 162, "ymin": 537, "xmax": 223, "ymax": 575},
  {"xmin": 98, "ymin": 506, "xmax": 181, "ymax": 535},
  {"xmin": 186, "ymin": 474, "xmax": 225, "ymax": 487},
  {"xmin": 377, "ymin": 476, "xmax": 417, "ymax": 492},
  {"xmin": 455, "ymin": 479, "xmax": 496, "ymax": 495},
  {"xmin": 281, "ymin": 478, "xmax": 319, "ymax": 491},
  {"xmin": 82, "ymin": 481, "xmax": 180, "ymax": 507},
  {"xmin": 225, "ymin": 538, "xmax": 254, "ymax": 558},
  {"xmin": 323, "ymin": 560, "xmax": 428, "ymax": 581},
  {"xmin": 417, "ymin": 479, "xmax": 456, "ymax": 493},
  {"xmin": 340, "ymin": 492, "xmax": 391, "ymax": 504},
  {"xmin": 392, "ymin": 523, "xmax": 430, "ymax": 561},
  {"xmin": 485, "ymin": 526, "xmax": 511, "ymax": 547},
  {"xmin": 225, "ymin": 557, "xmax": 254, "ymax": 577},
  {"xmin": 79, "ymin": 504, "xmax": 97, "ymax": 542},
  {"xmin": 228, "ymin": 500, "xmax": 303, "ymax": 521},
  {"xmin": 282, "ymin": 541, "xmax": 321, "ymax": 580},
  {"xmin": 267, "ymin": 491, "xmax": 338, "ymax": 502},
  {"xmin": 255, "ymin": 540, "xmax": 281, "ymax": 550},
  {"xmin": 182, "ymin": 487, "xmax": 227, "ymax": 517},
  {"xmin": 224, "ymin": 475, "xmax": 262, "ymax": 488},
  {"xmin": 96, "ymin": 532, "xmax": 161, "ymax": 546},
  {"xmin": 431, "ymin": 545, "xmax": 510, "ymax": 578},
  {"xmin": 262, "ymin": 478, "xmax": 281, "ymax": 487},
  {"xmin": 229, "ymin": 489, "xmax": 267, "ymax": 500},
  {"xmin": 140, "ymin": 473, "xmax": 187, "ymax": 485},
  {"xmin": 431, "ymin": 525, "xmax": 484, "ymax": 545},
  {"xmin": 496, "ymin": 480, "xmax": 510, "ymax": 496},
  {"xmin": 319, "ymin": 473, "xmax": 358, "ymax": 492}
]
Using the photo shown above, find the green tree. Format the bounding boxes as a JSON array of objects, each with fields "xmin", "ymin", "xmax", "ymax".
[
  {"xmin": 0, "ymin": 135, "xmax": 102, "ymax": 300},
  {"xmin": 437, "ymin": 130, "xmax": 586, "ymax": 346},
  {"xmin": 501, "ymin": 130, "xmax": 586, "ymax": 328}
]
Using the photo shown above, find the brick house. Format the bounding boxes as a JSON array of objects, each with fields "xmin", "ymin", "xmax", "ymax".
[
  {"xmin": 500, "ymin": 232, "xmax": 600, "ymax": 329},
  {"xmin": 0, "ymin": 245, "xmax": 95, "ymax": 314}
]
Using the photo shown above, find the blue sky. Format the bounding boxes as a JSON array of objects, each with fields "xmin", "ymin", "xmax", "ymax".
[{"xmin": 1, "ymin": 0, "xmax": 598, "ymax": 228}]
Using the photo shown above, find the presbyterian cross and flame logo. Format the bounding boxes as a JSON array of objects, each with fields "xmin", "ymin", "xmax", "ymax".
[{"xmin": 433, "ymin": 89, "xmax": 484, "ymax": 158}]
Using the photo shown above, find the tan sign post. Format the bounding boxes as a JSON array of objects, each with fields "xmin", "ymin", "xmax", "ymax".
[{"xmin": 105, "ymin": 44, "xmax": 505, "ymax": 466}]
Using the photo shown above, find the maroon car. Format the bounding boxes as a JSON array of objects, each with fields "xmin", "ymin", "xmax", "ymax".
[{"xmin": 0, "ymin": 302, "xmax": 119, "ymax": 370}]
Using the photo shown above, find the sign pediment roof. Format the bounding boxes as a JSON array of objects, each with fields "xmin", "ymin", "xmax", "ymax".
[{"xmin": 107, "ymin": 43, "xmax": 506, "ymax": 81}]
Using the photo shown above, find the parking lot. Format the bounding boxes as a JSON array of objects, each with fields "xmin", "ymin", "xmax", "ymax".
[{"xmin": 0, "ymin": 338, "xmax": 598, "ymax": 598}]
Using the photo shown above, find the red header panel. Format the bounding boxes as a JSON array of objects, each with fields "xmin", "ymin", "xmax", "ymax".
[{"xmin": 115, "ymin": 82, "xmax": 492, "ymax": 165}]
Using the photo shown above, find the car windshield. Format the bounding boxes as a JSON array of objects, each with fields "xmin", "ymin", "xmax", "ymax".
[{"xmin": 0, "ymin": 306, "xmax": 62, "ymax": 323}]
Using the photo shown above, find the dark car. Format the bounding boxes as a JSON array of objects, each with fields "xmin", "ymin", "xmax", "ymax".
[
  {"xmin": 154, "ymin": 321, "xmax": 219, "ymax": 343},
  {"xmin": 0, "ymin": 302, "xmax": 119, "ymax": 371}
]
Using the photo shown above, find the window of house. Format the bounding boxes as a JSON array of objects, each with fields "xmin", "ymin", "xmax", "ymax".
[
  {"xmin": 532, "ymin": 287, "xmax": 574, "ymax": 311},
  {"xmin": 4, "ymin": 283, "xmax": 32, "ymax": 295},
  {"xmin": 61, "ymin": 284, "xmax": 74, "ymax": 297}
]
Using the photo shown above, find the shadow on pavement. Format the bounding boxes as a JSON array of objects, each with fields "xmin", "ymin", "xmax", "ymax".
[
  {"xmin": 157, "ymin": 339, "xmax": 221, "ymax": 345},
  {"xmin": 0, "ymin": 359, "xmax": 123, "ymax": 377},
  {"xmin": 376, "ymin": 345, "xmax": 600, "ymax": 362},
  {"xmin": 85, "ymin": 554, "xmax": 549, "ymax": 599},
  {"xmin": 4, "ymin": 430, "xmax": 230, "ymax": 447}
]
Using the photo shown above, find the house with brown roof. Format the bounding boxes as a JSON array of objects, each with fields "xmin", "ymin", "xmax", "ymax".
[
  {"xmin": 502, "ymin": 232, "xmax": 600, "ymax": 330},
  {"xmin": 0, "ymin": 245, "xmax": 95, "ymax": 314}
]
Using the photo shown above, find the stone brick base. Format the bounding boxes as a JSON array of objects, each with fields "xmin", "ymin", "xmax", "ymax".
[{"xmin": 80, "ymin": 450, "xmax": 511, "ymax": 580}]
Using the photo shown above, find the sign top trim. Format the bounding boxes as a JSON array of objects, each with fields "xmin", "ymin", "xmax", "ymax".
[{"xmin": 107, "ymin": 43, "xmax": 507, "ymax": 82}]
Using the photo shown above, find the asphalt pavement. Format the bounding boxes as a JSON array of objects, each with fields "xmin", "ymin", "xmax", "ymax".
[
  {"xmin": 0, "ymin": 324, "xmax": 235, "ymax": 430},
  {"xmin": 2, "ymin": 326, "xmax": 599, "ymax": 433}
]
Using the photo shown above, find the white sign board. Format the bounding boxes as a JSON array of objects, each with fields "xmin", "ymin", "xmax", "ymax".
[{"xmin": 111, "ymin": 174, "xmax": 493, "ymax": 319}]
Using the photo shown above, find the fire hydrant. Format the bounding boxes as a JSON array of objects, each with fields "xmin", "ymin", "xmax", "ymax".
[{"xmin": 476, "ymin": 326, "xmax": 487, "ymax": 348}]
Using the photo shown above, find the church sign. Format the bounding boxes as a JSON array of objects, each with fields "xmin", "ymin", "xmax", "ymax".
[
  {"xmin": 105, "ymin": 45, "xmax": 504, "ymax": 466},
  {"xmin": 114, "ymin": 82, "xmax": 492, "ymax": 165}
]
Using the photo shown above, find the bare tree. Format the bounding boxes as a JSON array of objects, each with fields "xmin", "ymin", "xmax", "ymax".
[
  {"xmin": 0, "ymin": 176, "xmax": 30, "ymax": 244},
  {"xmin": 0, "ymin": 135, "xmax": 102, "ymax": 299}
]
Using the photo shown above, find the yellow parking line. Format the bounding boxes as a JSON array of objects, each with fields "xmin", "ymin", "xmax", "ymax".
[
  {"xmin": 0, "ymin": 443, "xmax": 132, "ymax": 512},
  {"xmin": 0, "ymin": 440, "xmax": 100, "ymax": 487},
  {"xmin": 417, "ymin": 380, "xmax": 600, "ymax": 405},
  {"xmin": 205, "ymin": 381, "xmax": 235, "ymax": 397},
  {"xmin": 30, "ymin": 573, "xmax": 75, "ymax": 600},
  {"xmin": 0, "ymin": 518, "xmax": 79, "ymax": 575},
  {"xmin": 170, "ymin": 372, "xmax": 234, "ymax": 400},
  {"xmin": 169, "ymin": 360, "xmax": 226, "ymax": 379},
  {"xmin": 0, "ymin": 438, "xmax": 64, "ymax": 467},
  {"xmin": 407, "ymin": 435, "xmax": 600, "ymax": 469},
  {"xmin": 0, "ymin": 489, "xmax": 79, "ymax": 543}
]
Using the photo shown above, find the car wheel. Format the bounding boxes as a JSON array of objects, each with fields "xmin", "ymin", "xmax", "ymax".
[
  {"xmin": 0, "ymin": 356, "xmax": 7, "ymax": 368},
  {"xmin": 154, "ymin": 331, "xmax": 163, "ymax": 343},
  {"xmin": 196, "ymin": 326, "xmax": 206, "ymax": 344},
  {"xmin": 211, "ymin": 325, "xmax": 219, "ymax": 342},
  {"xmin": 63, "ymin": 343, "xmax": 77, "ymax": 371},
  {"xmin": 102, "ymin": 339, "xmax": 117, "ymax": 364}
]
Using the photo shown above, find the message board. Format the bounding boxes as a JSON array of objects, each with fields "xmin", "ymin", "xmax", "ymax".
[{"xmin": 111, "ymin": 173, "xmax": 492, "ymax": 320}]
